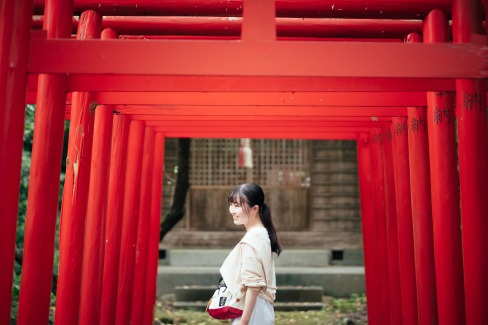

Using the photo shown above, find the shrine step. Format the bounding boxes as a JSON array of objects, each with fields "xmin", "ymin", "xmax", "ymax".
[
  {"xmin": 173, "ymin": 301, "xmax": 324, "ymax": 312},
  {"xmin": 174, "ymin": 285, "xmax": 324, "ymax": 303},
  {"xmin": 172, "ymin": 285, "xmax": 325, "ymax": 311},
  {"xmin": 157, "ymin": 266, "xmax": 365, "ymax": 298},
  {"xmin": 164, "ymin": 249, "xmax": 334, "ymax": 267}
]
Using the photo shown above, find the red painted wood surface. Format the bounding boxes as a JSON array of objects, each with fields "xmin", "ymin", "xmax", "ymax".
[
  {"xmin": 115, "ymin": 106, "xmax": 407, "ymax": 117},
  {"xmin": 144, "ymin": 132, "xmax": 165, "ymax": 324},
  {"xmin": 382, "ymin": 125, "xmax": 403, "ymax": 325},
  {"xmin": 55, "ymin": 10, "xmax": 102, "ymax": 325},
  {"xmin": 31, "ymin": 16, "xmax": 423, "ymax": 39},
  {"xmin": 424, "ymin": 11, "xmax": 465, "ymax": 325},
  {"xmin": 115, "ymin": 120, "xmax": 145, "ymax": 325},
  {"xmin": 242, "ymin": 0, "xmax": 275, "ymax": 41},
  {"xmin": 408, "ymin": 107, "xmax": 438, "ymax": 325},
  {"xmin": 157, "ymin": 131, "xmax": 359, "ymax": 140},
  {"xmin": 145, "ymin": 121, "xmax": 390, "ymax": 128},
  {"xmin": 452, "ymin": 0, "xmax": 488, "ymax": 323},
  {"xmin": 455, "ymin": 78, "xmax": 488, "ymax": 325},
  {"xmin": 131, "ymin": 127, "xmax": 155, "ymax": 325},
  {"xmin": 30, "ymin": 16, "xmax": 397, "ymax": 38},
  {"xmin": 27, "ymin": 38, "xmax": 487, "ymax": 78},
  {"xmin": 427, "ymin": 93, "xmax": 465, "ymax": 325},
  {"xmin": 356, "ymin": 133, "xmax": 380, "ymax": 325},
  {"xmin": 17, "ymin": 77, "xmax": 68, "ymax": 325},
  {"xmin": 93, "ymin": 91, "xmax": 427, "ymax": 106},
  {"xmin": 27, "ymin": 74, "xmax": 460, "ymax": 92},
  {"xmin": 79, "ymin": 105, "xmax": 113, "ymax": 324},
  {"xmin": 369, "ymin": 129, "xmax": 392, "ymax": 324},
  {"xmin": 427, "ymin": 88, "xmax": 465, "ymax": 325},
  {"xmin": 146, "ymin": 120, "xmax": 384, "ymax": 138},
  {"xmin": 100, "ymin": 114, "xmax": 131, "ymax": 325},
  {"xmin": 32, "ymin": 0, "xmax": 452, "ymax": 18},
  {"xmin": 16, "ymin": 0, "xmax": 73, "ymax": 324},
  {"xmin": 390, "ymin": 116, "xmax": 419, "ymax": 325},
  {"xmin": 153, "ymin": 125, "xmax": 370, "ymax": 134},
  {"xmin": 136, "ymin": 116, "xmax": 393, "ymax": 122},
  {"xmin": 0, "ymin": 0, "xmax": 33, "ymax": 323},
  {"xmin": 406, "ymin": 107, "xmax": 437, "ymax": 325}
]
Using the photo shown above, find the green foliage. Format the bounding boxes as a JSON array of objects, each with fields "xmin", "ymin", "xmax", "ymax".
[
  {"xmin": 325, "ymin": 294, "xmax": 367, "ymax": 314},
  {"xmin": 16, "ymin": 105, "xmax": 35, "ymax": 247},
  {"xmin": 153, "ymin": 295, "xmax": 368, "ymax": 325},
  {"xmin": 10, "ymin": 272, "xmax": 21, "ymax": 321}
]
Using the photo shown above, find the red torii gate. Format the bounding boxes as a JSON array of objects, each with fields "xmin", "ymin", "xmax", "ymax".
[{"xmin": 1, "ymin": 0, "xmax": 487, "ymax": 325}]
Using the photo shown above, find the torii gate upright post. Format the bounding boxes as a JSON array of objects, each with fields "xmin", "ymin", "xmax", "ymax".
[
  {"xmin": 55, "ymin": 10, "xmax": 102, "ymax": 325},
  {"xmin": 80, "ymin": 27, "xmax": 118, "ymax": 325},
  {"xmin": 369, "ymin": 129, "xmax": 392, "ymax": 324},
  {"xmin": 452, "ymin": 0, "xmax": 488, "ymax": 324},
  {"xmin": 144, "ymin": 132, "xmax": 165, "ymax": 324},
  {"xmin": 357, "ymin": 133, "xmax": 380, "ymax": 325},
  {"xmin": 0, "ymin": 0, "xmax": 34, "ymax": 324},
  {"xmin": 79, "ymin": 104, "xmax": 114, "ymax": 324},
  {"xmin": 115, "ymin": 120, "xmax": 145, "ymax": 324},
  {"xmin": 390, "ymin": 116, "xmax": 422, "ymax": 324},
  {"xmin": 406, "ymin": 105, "xmax": 436, "ymax": 325},
  {"xmin": 16, "ymin": 0, "xmax": 73, "ymax": 324},
  {"xmin": 382, "ymin": 125, "xmax": 403, "ymax": 325},
  {"xmin": 100, "ymin": 113, "xmax": 131, "ymax": 325},
  {"xmin": 131, "ymin": 127, "xmax": 156, "ymax": 325},
  {"xmin": 424, "ymin": 9, "xmax": 463, "ymax": 325}
]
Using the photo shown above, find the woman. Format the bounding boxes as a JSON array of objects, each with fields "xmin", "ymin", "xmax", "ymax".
[{"xmin": 220, "ymin": 183, "xmax": 282, "ymax": 325}]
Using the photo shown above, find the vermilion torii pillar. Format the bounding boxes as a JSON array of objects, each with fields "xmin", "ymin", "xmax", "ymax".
[
  {"xmin": 406, "ymin": 33, "xmax": 438, "ymax": 325},
  {"xmin": 424, "ymin": 10, "xmax": 463, "ymax": 325},
  {"xmin": 452, "ymin": 0, "xmax": 488, "ymax": 323},
  {"xmin": 79, "ymin": 29, "xmax": 119, "ymax": 324},
  {"xmin": 81, "ymin": 26, "xmax": 118, "ymax": 325},
  {"xmin": 131, "ymin": 127, "xmax": 156, "ymax": 325},
  {"xmin": 55, "ymin": 10, "xmax": 102, "ymax": 325},
  {"xmin": 406, "ymin": 106, "xmax": 442, "ymax": 325},
  {"xmin": 391, "ymin": 115, "xmax": 421, "ymax": 325},
  {"xmin": 144, "ymin": 132, "xmax": 165, "ymax": 324},
  {"xmin": 116, "ymin": 120, "xmax": 145, "ymax": 324},
  {"xmin": 357, "ymin": 133, "xmax": 380, "ymax": 325},
  {"xmin": 16, "ymin": 0, "xmax": 73, "ymax": 324},
  {"xmin": 0, "ymin": 0, "xmax": 33, "ymax": 324},
  {"xmin": 382, "ymin": 125, "xmax": 403, "ymax": 325},
  {"xmin": 100, "ymin": 114, "xmax": 131, "ymax": 325},
  {"xmin": 369, "ymin": 129, "xmax": 392, "ymax": 324},
  {"xmin": 79, "ymin": 104, "xmax": 113, "ymax": 324}
]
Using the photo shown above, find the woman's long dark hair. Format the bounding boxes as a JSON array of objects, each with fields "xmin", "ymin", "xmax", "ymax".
[{"xmin": 228, "ymin": 183, "xmax": 282, "ymax": 256}]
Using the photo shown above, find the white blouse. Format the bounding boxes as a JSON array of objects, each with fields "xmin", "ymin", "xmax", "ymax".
[{"xmin": 220, "ymin": 227, "xmax": 277, "ymax": 304}]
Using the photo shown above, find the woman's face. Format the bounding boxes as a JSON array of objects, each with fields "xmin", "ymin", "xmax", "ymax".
[{"xmin": 229, "ymin": 198, "xmax": 250, "ymax": 226}]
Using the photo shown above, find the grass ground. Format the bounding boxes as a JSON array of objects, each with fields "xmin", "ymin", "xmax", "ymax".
[{"xmin": 154, "ymin": 294, "xmax": 367, "ymax": 325}]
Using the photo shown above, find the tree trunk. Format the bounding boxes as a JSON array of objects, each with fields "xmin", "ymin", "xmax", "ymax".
[{"xmin": 160, "ymin": 138, "xmax": 191, "ymax": 241}]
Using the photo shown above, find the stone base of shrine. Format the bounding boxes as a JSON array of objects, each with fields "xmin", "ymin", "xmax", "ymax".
[
  {"xmin": 156, "ymin": 249, "xmax": 365, "ymax": 298},
  {"xmin": 160, "ymin": 229, "xmax": 364, "ymax": 250}
]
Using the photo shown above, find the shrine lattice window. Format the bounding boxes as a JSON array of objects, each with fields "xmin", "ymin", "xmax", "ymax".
[{"xmin": 189, "ymin": 139, "xmax": 311, "ymax": 187}]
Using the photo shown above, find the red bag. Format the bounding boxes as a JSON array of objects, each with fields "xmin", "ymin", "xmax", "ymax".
[{"xmin": 207, "ymin": 279, "xmax": 244, "ymax": 320}]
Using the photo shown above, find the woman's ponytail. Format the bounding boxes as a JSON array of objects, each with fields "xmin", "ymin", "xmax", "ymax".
[{"xmin": 260, "ymin": 202, "xmax": 282, "ymax": 256}]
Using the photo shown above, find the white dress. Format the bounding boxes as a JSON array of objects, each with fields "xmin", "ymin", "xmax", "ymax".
[{"xmin": 231, "ymin": 296, "xmax": 275, "ymax": 325}]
